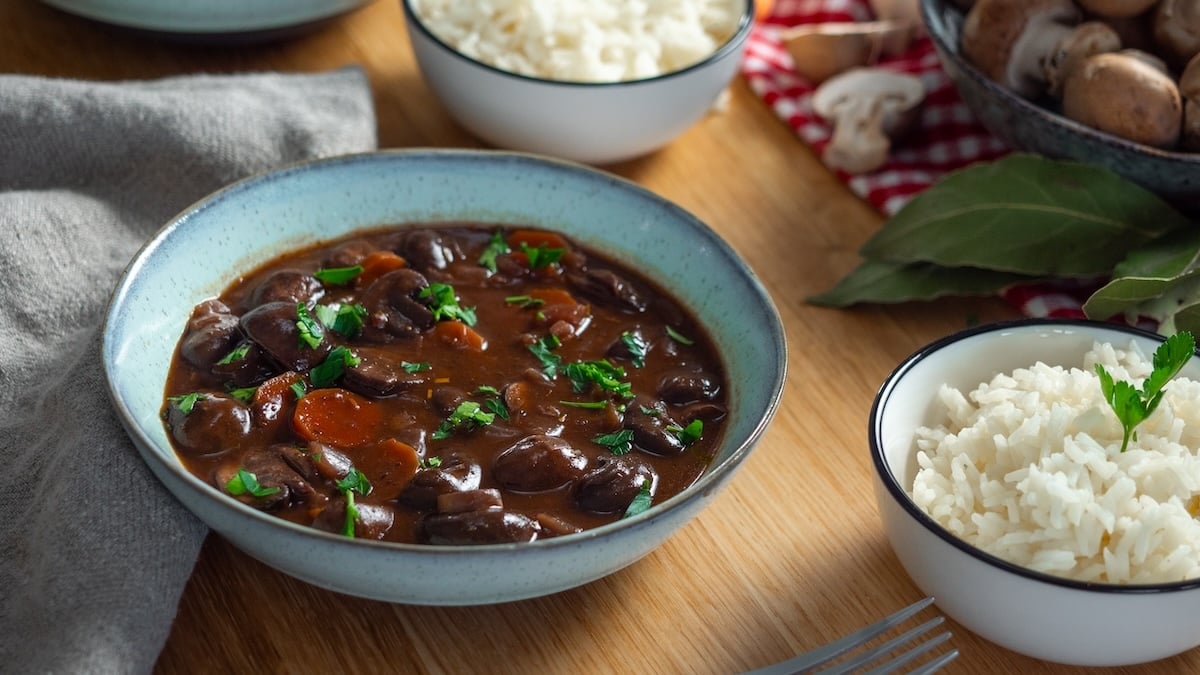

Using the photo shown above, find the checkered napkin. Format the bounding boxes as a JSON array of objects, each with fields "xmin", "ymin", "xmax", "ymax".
[{"xmin": 741, "ymin": 0, "xmax": 1093, "ymax": 319}]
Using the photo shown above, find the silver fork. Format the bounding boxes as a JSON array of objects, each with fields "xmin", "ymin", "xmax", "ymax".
[{"xmin": 744, "ymin": 597, "xmax": 959, "ymax": 675}]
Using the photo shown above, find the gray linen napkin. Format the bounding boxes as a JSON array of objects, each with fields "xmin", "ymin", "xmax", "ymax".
[{"xmin": 0, "ymin": 68, "xmax": 377, "ymax": 674}]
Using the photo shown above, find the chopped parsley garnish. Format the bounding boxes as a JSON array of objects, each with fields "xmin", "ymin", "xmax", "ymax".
[
  {"xmin": 667, "ymin": 419, "xmax": 703, "ymax": 446},
  {"xmin": 1097, "ymin": 331, "xmax": 1195, "ymax": 452},
  {"xmin": 295, "ymin": 303, "xmax": 324, "ymax": 349},
  {"xmin": 620, "ymin": 331, "xmax": 648, "ymax": 368},
  {"xmin": 289, "ymin": 381, "xmax": 307, "ymax": 399},
  {"xmin": 639, "ymin": 405, "xmax": 661, "ymax": 416},
  {"xmin": 478, "ymin": 229, "xmax": 511, "ymax": 273},
  {"xmin": 314, "ymin": 265, "xmax": 364, "ymax": 285},
  {"xmin": 420, "ymin": 282, "xmax": 478, "ymax": 326},
  {"xmin": 168, "ymin": 392, "xmax": 205, "ymax": 415},
  {"xmin": 227, "ymin": 386, "xmax": 257, "ymax": 404},
  {"xmin": 565, "ymin": 360, "xmax": 633, "ymax": 398},
  {"xmin": 483, "ymin": 396, "xmax": 510, "ymax": 421},
  {"xmin": 476, "ymin": 385, "xmax": 501, "ymax": 395},
  {"xmin": 225, "ymin": 468, "xmax": 281, "ymax": 498},
  {"xmin": 402, "ymin": 361, "xmax": 431, "ymax": 374},
  {"xmin": 665, "ymin": 326, "xmax": 694, "ymax": 346},
  {"xmin": 622, "ymin": 482, "xmax": 653, "ymax": 519},
  {"xmin": 418, "ymin": 456, "xmax": 443, "ymax": 469},
  {"xmin": 432, "ymin": 400, "xmax": 496, "ymax": 440},
  {"xmin": 216, "ymin": 342, "xmax": 250, "ymax": 365},
  {"xmin": 529, "ymin": 334, "xmax": 563, "ymax": 378},
  {"xmin": 336, "ymin": 468, "xmax": 372, "ymax": 538},
  {"xmin": 594, "ymin": 429, "xmax": 635, "ymax": 455},
  {"xmin": 309, "ymin": 346, "xmax": 361, "ymax": 388},
  {"xmin": 314, "ymin": 303, "xmax": 367, "ymax": 338},
  {"xmin": 505, "ymin": 295, "xmax": 545, "ymax": 309},
  {"xmin": 560, "ymin": 400, "xmax": 608, "ymax": 410},
  {"xmin": 520, "ymin": 242, "xmax": 564, "ymax": 270}
]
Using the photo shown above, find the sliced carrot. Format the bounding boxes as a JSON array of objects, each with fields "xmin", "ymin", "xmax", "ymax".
[
  {"xmin": 507, "ymin": 229, "xmax": 568, "ymax": 251},
  {"xmin": 434, "ymin": 320, "xmax": 488, "ymax": 351},
  {"xmin": 353, "ymin": 438, "xmax": 420, "ymax": 501},
  {"xmin": 528, "ymin": 288, "xmax": 577, "ymax": 307},
  {"xmin": 293, "ymin": 387, "xmax": 384, "ymax": 448},
  {"xmin": 528, "ymin": 288, "xmax": 589, "ymax": 333},
  {"xmin": 354, "ymin": 250, "xmax": 407, "ymax": 288}
]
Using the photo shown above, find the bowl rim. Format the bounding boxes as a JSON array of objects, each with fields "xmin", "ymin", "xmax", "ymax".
[
  {"xmin": 919, "ymin": 0, "xmax": 1200, "ymax": 165},
  {"xmin": 870, "ymin": 317, "xmax": 1200, "ymax": 594},
  {"xmin": 103, "ymin": 147, "xmax": 788, "ymax": 555},
  {"xmin": 399, "ymin": 0, "xmax": 756, "ymax": 88}
]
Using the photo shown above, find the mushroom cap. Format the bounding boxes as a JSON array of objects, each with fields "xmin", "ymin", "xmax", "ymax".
[
  {"xmin": 962, "ymin": 0, "xmax": 1081, "ymax": 98},
  {"xmin": 782, "ymin": 21, "xmax": 915, "ymax": 84},
  {"xmin": 1061, "ymin": 50, "xmax": 1183, "ymax": 148},
  {"xmin": 1180, "ymin": 53, "xmax": 1200, "ymax": 149},
  {"xmin": 1075, "ymin": 0, "xmax": 1159, "ymax": 18},
  {"xmin": 1043, "ymin": 21, "xmax": 1123, "ymax": 98},
  {"xmin": 1155, "ymin": 0, "xmax": 1200, "ymax": 69}
]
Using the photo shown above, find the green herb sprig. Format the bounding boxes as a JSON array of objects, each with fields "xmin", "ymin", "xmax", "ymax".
[
  {"xmin": 337, "ymin": 468, "xmax": 372, "ymax": 538},
  {"xmin": 1096, "ymin": 331, "xmax": 1195, "ymax": 452}
]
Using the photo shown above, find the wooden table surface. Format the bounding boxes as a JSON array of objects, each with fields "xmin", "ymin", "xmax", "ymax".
[{"xmin": 5, "ymin": 1, "xmax": 1197, "ymax": 672}]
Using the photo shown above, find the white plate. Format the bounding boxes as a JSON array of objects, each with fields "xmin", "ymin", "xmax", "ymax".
[{"xmin": 41, "ymin": 0, "xmax": 376, "ymax": 35}]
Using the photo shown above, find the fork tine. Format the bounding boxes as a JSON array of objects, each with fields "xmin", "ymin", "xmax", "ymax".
[
  {"xmin": 742, "ymin": 597, "xmax": 935, "ymax": 675},
  {"xmin": 818, "ymin": 617, "xmax": 946, "ymax": 675},
  {"xmin": 860, "ymin": 629, "xmax": 954, "ymax": 675},
  {"xmin": 903, "ymin": 647, "xmax": 959, "ymax": 675}
]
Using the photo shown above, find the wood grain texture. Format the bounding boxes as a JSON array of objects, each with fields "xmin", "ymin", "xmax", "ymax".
[{"xmin": 5, "ymin": 0, "xmax": 1197, "ymax": 672}]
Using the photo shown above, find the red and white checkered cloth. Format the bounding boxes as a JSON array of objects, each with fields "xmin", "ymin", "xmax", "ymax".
[{"xmin": 741, "ymin": 0, "xmax": 1093, "ymax": 319}]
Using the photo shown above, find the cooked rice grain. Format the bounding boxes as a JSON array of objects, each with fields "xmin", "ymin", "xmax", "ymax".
[
  {"xmin": 911, "ymin": 340, "xmax": 1200, "ymax": 584},
  {"xmin": 410, "ymin": 0, "xmax": 742, "ymax": 82}
]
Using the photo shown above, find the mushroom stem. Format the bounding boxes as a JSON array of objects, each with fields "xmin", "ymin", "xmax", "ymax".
[{"xmin": 811, "ymin": 68, "xmax": 926, "ymax": 174}]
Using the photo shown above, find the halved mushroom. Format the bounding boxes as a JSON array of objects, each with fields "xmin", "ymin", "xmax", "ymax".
[
  {"xmin": 1061, "ymin": 49, "xmax": 1183, "ymax": 148},
  {"xmin": 811, "ymin": 68, "xmax": 925, "ymax": 174},
  {"xmin": 781, "ymin": 21, "xmax": 916, "ymax": 84},
  {"xmin": 1042, "ymin": 21, "xmax": 1123, "ymax": 97},
  {"xmin": 961, "ymin": 0, "xmax": 1082, "ymax": 98}
]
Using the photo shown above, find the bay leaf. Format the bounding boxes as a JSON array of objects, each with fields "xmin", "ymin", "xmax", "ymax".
[
  {"xmin": 1083, "ymin": 229, "xmax": 1200, "ymax": 332},
  {"xmin": 809, "ymin": 259, "xmax": 1031, "ymax": 307},
  {"xmin": 859, "ymin": 154, "xmax": 1191, "ymax": 277}
]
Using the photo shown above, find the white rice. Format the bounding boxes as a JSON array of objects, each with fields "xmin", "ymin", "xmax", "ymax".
[
  {"xmin": 410, "ymin": 0, "xmax": 743, "ymax": 82},
  {"xmin": 911, "ymin": 339, "xmax": 1200, "ymax": 584}
]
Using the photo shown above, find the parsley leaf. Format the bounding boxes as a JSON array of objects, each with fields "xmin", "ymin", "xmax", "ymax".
[
  {"xmin": 666, "ymin": 326, "xmax": 694, "ymax": 346},
  {"xmin": 315, "ymin": 303, "xmax": 368, "ymax": 338},
  {"xmin": 420, "ymin": 282, "xmax": 478, "ymax": 326},
  {"xmin": 505, "ymin": 295, "xmax": 545, "ymax": 309},
  {"xmin": 565, "ymin": 360, "xmax": 633, "ymax": 398},
  {"xmin": 295, "ymin": 303, "xmax": 324, "ymax": 349},
  {"xmin": 216, "ymin": 342, "xmax": 250, "ymax": 365},
  {"xmin": 227, "ymin": 386, "xmax": 257, "ymax": 404},
  {"xmin": 309, "ymin": 346, "xmax": 361, "ymax": 388},
  {"xmin": 620, "ymin": 331, "xmax": 648, "ymax": 368},
  {"xmin": 622, "ymin": 482, "xmax": 653, "ymax": 519},
  {"xmin": 225, "ymin": 468, "xmax": 281, "ymax": 498},
  {"xmin": 520, "ymin": 242, "xmax": 564, "ymax": 270},
  {"xmin": 168, "ymin": 392, "xmax": 205, "ymax": 415},
  {"xmin": 528, "ymin": 334, "xmax": 562, "ymax": 378},
  {"xmin": 478, "ymin": 229, "xmax": 511, "ymax": 273},
  {"xmin": 433, "ymin": 401, "xmax": 496, "ymax": 440},
  {"xmin": 336, "ymin": 468, "xmax": 372, "ymax": 538},
  {"xmin": 402, "ymin": 361, "xmax": 431, "ymax": 374},
  {"xmin": 289, "ymin": 381, "xmax": 307, "ymax": 399},
  {"xmin": 560, "ymin": 400, "xmax": 608, "ymax": 409},
  {"xmin": 1097, "ymin": 331, "xmax": 1195, "ymax": 452},
  {"xmin": 482, "ymin": 396, "xmax": 510, "ymax": 420},
  {"xmin": 314, "ymin": 265, "xmax": 363, "ymax": 285},
  {"xmin": 594, "ymin": 429, "xmax": 635, "ymax": 455},
  {"xmin": 667, "ymin": 419, "xmax": 703, "ymax": 446},
  {"xmin": 418, "ymin": 456, "xmax": 443, "ymax": 469}
]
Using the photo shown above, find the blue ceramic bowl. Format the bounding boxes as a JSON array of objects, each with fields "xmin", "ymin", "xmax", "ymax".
[
  {"xmin": 921, "ymin": 0, "xmax": 1200, "ymax": 213},
  {"xmin": 102, "ymin": 149, "xmax": 787, "ymax": 605}
]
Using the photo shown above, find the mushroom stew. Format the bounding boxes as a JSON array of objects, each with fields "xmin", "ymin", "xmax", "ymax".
[{"xmin": 162, "ymin": 224, "xmax": 728, "ymax": 545}]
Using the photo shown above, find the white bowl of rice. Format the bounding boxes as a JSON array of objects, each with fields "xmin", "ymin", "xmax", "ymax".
[
  {"xmin": 871, "ymin": 319, "xmax": 1200, "ymax": 667},
  {"xmin": 400, "ymin": 0, "xmax": 754, "ymax": 164}
]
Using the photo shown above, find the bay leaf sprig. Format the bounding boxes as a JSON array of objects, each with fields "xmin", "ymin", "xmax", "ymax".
[{"xmin": 811, "ymin": 154, "xmax": 1192, "ymax": 309}]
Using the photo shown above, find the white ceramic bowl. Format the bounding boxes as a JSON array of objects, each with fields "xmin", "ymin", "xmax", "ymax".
[
  {"xmin": 399, "ymin": 1, "xmax": 755, "ymax": 164},
  {"xmin": 871, "ymin": 319, "xmax": 1200, "ymax": 666},
  {"xmin": 103, "ymin": 149, "xmax": 786, "ymax": 605}
]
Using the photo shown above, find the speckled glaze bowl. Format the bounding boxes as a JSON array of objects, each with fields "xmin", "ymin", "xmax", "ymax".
[
  {"xmin": 921, "ymin": 0, "xmax": 1200, "ymax": 213},
  {"xmin": 872, "ymin": 319, "xmax": 1200, "ymax": 666},
  {"xmin": 102, "ymin": 149, "xmax": 786, "ymax": 605},
  {"xmin": 40, "ymin": 0, "xmax": 375, "ymax": 38},
  {"xmin": 399, "ymin": 0, "xmax": 754, "ymax": 164}
]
